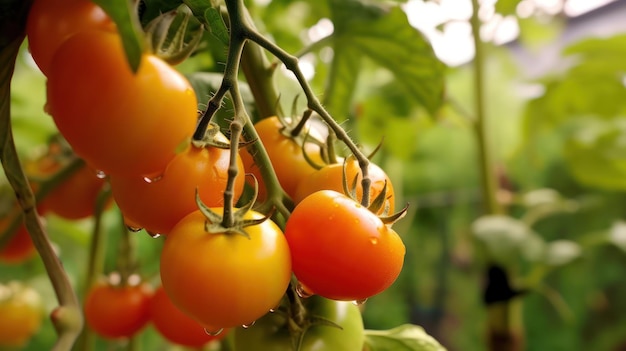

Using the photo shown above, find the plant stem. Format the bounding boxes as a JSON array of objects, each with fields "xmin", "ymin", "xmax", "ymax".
[
  {"xmin": 0, "ymin": 28, "xmax": 82, "ymax": 351},
  {"xmin": 470, "ymin": 1, "xmax": 522, "ymax": 350},
  {"xmin": 75, "ymin": 187, "xmax": 112, "ymax": 351}
]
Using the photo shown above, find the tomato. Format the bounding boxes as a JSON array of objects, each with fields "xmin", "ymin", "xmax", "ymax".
[
  {"xmin": 241, "ymin": 116, "xmax": 324, "ymax": 200},
  {"xmin": 285, "ymin": 190, "xmax": 405, "ymax": 301},
  {"xmin": 0, "ymin": 223, "xmax": 36, "ymax": 264},
  {"xmin": 110, "ymin": 140, "xmax": 245, "ymax": 235},
  {"xmin": 26, "ymin": 0, "xmax": 116, "ymax": 76},
  {"xmin": 0, "ymin": 282, "xmax": 43, "ymax": 347},
  {"xmin": 84, "ymin": 280, "xmax": 153, "ymax": 339},
  {"xmin": 160, "ymin": 209, "xmax": 291, "ymax": 328},
  {"xmin": 0, "ymin": 206, "xmax": 37, "ymax": 265},
  {"xmin": 150, "ymin": 285, "xmax": 228, "ymax": 347},
  {"xmin": 46, "ymin": 30, "xmax": 198, "ymax": 178},
  {"xmin": 233, "ymin": 296, "xmax": 364, "ymax": 351},
  {"xmin": 294, "ymin": 158, "xmax": 395, "ymax": 214}
]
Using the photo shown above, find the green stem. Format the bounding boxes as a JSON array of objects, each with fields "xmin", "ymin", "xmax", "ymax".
[
  {"xmin": 237, "ymin": 3, "xmax": 372, "ymax": 207},
  {"xmin": 470, "ymin": 1, "xmax": 521, "ymax": 350},
  {"xmin": 117, "ymin": 214, "xmax": 137, "ymax": 286},
  {"xmin": 75, "ymin": 187, "xmax": 112, "ymax": 351},
  {"xmin": 470, "ymin": 0, "xmax": 501, "ymax": 216},
  {"xmin": 0, "ymin": 30, "xmax": 82, "ymax": 351},
  {"xmin": 241, "ymin": 42, "xmax": 281, "ymax": 119}
]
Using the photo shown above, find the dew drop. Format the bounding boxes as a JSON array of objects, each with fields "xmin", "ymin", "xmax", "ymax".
[
  {"xmin": 95, "ymin": 170, "xmax": 107, "ymax": 179},
  {"xmin": 269, "ymin": 308, "xmax": 277, "ymax": 313},
  {"xmin": 147, "ymin": 231, "xmax": 161, "ymax": 238},
  {"xmin": 242, "ymin": 321, "xmax": 256, "ymax": 329},
  {"xmin": 143, "ymin": 174, "xmax": 163, "ymax": 183},
  {"xmin": 353, "ymin": 298, "xmax": 368, "ymax": 306},
  {"xmin": 126, "ymin": 225, "xmax": 143, "ymax": 233},
  {"xmin": 296, "ymin": 283, "xmax": 314, "ymax": 299},
  {"xmin": 204, "ymin": 328, "xmax": 223, "ymax": 336},
  {"xmin": 369, "ymin": 237, "xmax": 379, "ymax": 245}
]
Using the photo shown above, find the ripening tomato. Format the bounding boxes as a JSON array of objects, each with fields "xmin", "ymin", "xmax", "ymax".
[
  {"xmin": 0, "ymin": 281, "xmax": 43, "ymax": 348},
  {"xmin": 0, "ymin": 206, "xmax": 36, "ymax": 265},
  {"xmin": 234, "ymin": 296, "xmax": 364, "ymax": 351},
  {"xmin": 26, "ymin": 0, "xmax": 116, "ymax": 76},
  {"xmin": 294, "ymin": 158, "xmax": 395, "ymax": 214},
  {"xmin": 160, "ymin": 209, "xmax": 291, "ymax": 329},
  {"xmin": 110, "ymin": 140, "xmax": 245, "ymax": 235},
  {"xmin": 285, "ymin": 190, "xmax": 405, "ymax": 301},
  {"xmin": 150, "ymin": 285, "xmax": 229, "ymax": 347},
  {"xmin": 0, "ymin": 224, "xmax": 36, "ymax": 265},
  {"xmin": 240, "ymin": 116, "xmax": 324, "ymax": 200},
  {"xmin": 46, "ymin": 30, "xmax": 198, "ymax": 177},
  {"xmin": 84, "ymin": 280, "xmax": 153, "ymax": 339}
]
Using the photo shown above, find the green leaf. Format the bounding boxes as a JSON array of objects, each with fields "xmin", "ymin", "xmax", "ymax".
[
  {"xmin": 472, "ymin": 215, "xmax": 546, "ymax": 264},
  {"xmin": 563, "ymin": 118, "xmax": 626, "ymax": 190},
  {"xmin": 93, "ymin": 0, "xmax": 145, "ymax": 72},
  {"xmin": 205, "ymin": 7, "xmax": 230, "ymax": 46},
  {"xmin": 327, "ymin": 0, "xmax": 445, "ymax": 118},
  {"xmin": 364, "ymin": 324, "xmax": 447, "ymax": 351},
  {"xmin": 323, "ymin": 44, "xmax": 362, "ymax": 120},
  {"xmin": 185, "ymin": 72, "xmax": 256, "ymax": 130},
  {"xmin": 543, "ymin": 240, "xmax": 581, "ymax": 266}
]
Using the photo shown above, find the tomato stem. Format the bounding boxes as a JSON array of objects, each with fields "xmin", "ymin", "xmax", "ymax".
[{"xmin": 0, "ymin": 27, "xmax": 83, "ymax": 351}]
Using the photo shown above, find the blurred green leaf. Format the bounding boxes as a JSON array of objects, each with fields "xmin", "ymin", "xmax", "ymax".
[
  {"xmin": 472, "ymin": 215, "xmax": 546, "ymax": 264},
  {"xmin": 544, "ymin": 240, "xmax": 582, "ymax": 266},
  {"xmin": 93, "ymin": 0, "xmax": 145, "ymax": 72},
  {"xmin": 364, "ymin": 324, "xmax": 447, "ymax": 351},
  {"xmin": 327, "ymin": 0, "xmax": 445, "ymax": 118},
  {"xmin": 563, "ymin": 118, "xmax": 626, "ymax": 190}
]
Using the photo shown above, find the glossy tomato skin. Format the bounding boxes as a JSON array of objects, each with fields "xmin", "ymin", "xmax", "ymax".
[
  {"xmin": 233, "ymin": 296, "xmax": 365, "ymax": 351},
  {"xmin": 285, "ymin": 190, "xmax": 405, "ymax": 301},
  {"xmin": 46, "ymin": 30, "xmax": 198, "ymax": 177},
  {"xmin": 110, "ymin": 141, "xmax": 245, "ymax": 235},
  {"xmin": 150, "ymin": 285, "xmax": 228, "ymax": 347},
  {"xmin": 160, "ymin": 209, "xmax": 292, "ymax": 329},
  {"xmin": 43, "ymin": 165, "xmax": 108, "ymax": 220},
  {"xmin": 241, "ymin": 117, "xmax": 323, "ymax": 200},
  {"xmin": 0, "ymin": 282, "xmax": 43, "ymax": 348},
  {"xmin": 294, "ymin": 158, "xmax": 395, "ymax": 214},
  {"xmin": 84, "ymin": 281, "xmax": 153, "ymax": 339},
  {"xmin": 26, "ymin": 0, "xmax": 116, "ymax": 76}
]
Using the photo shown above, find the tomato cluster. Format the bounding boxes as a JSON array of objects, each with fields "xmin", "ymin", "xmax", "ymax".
[{"xmin": 14, "ymin": 0, "xmax": 408, "ymax": 348}]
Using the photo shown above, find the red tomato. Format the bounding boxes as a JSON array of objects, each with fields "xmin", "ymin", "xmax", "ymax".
[
  {"xmin": 0, "ymin": 222, "xmax": 36, "ymax": 265},
  {"xmin": 84, "ymin": 280, "xmax": 153, "ymax": 339},
  {"xmin": 294, "ymin": 157, "xmax": 395, "ymax": 214},
  {"xmin": 46, "ymin": 30, "xmax": 198, "ymax": 177},
  {"xmin": 150, "ymin": 285, "xmax": 228, "ymax": 347},
  {"xmin": 160, "ymin": 209, "xmax": 291, "ymax": 329},
  {"xmin": 110, "ymin": 141, "xmax": 245, "ymax": 235},
  {"xmin": 0, "ymin": 282, "xmax": 43, "ymax": 347},
  {"xmin": 26, "ymin": 0, "xmax": 116, "ymax": 76},
  {"xmin": 285, "ymin": 190, "xmax": 405, "ymax": 301},
  {"xmin": 240, "ymin": 116, "xmax": 324, "ymax": 200},
  {"xmin": 42, "ymin": 165, "xmax": 108, "ymax": 220}
]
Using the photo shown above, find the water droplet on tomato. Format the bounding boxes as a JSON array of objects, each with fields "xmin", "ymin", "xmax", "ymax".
[
  {"xmin": 95, "ymin": 170, "xmax": 107, "ymax": 179},
  {"xmin": 147, "ymin": 231, "xmax": 161, "ymax": 238},
  {"xmin": 296, "ymin": 283, "xmax": 314, "ymax": 298},
  {"xmin": 242, "ymin": 321, "xmax": 256, "ymax": 329},
  {"xmin": 204, "ymin": 328, "xmax": 223, "ymax": 336},
  {"xmin": 126, "ymin": 225, "xmax": 143, "ymax": 233},
  {"xmin": 353, "ymin": 298, "xmax": 368, "ymax": 306},
  {"xmin": 143, "ymin": 174, "xmax": 163, "ymax": 183},
  {"xmin": 369, "ymin": 237, "xmax": 379, "ymax": 245}
]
